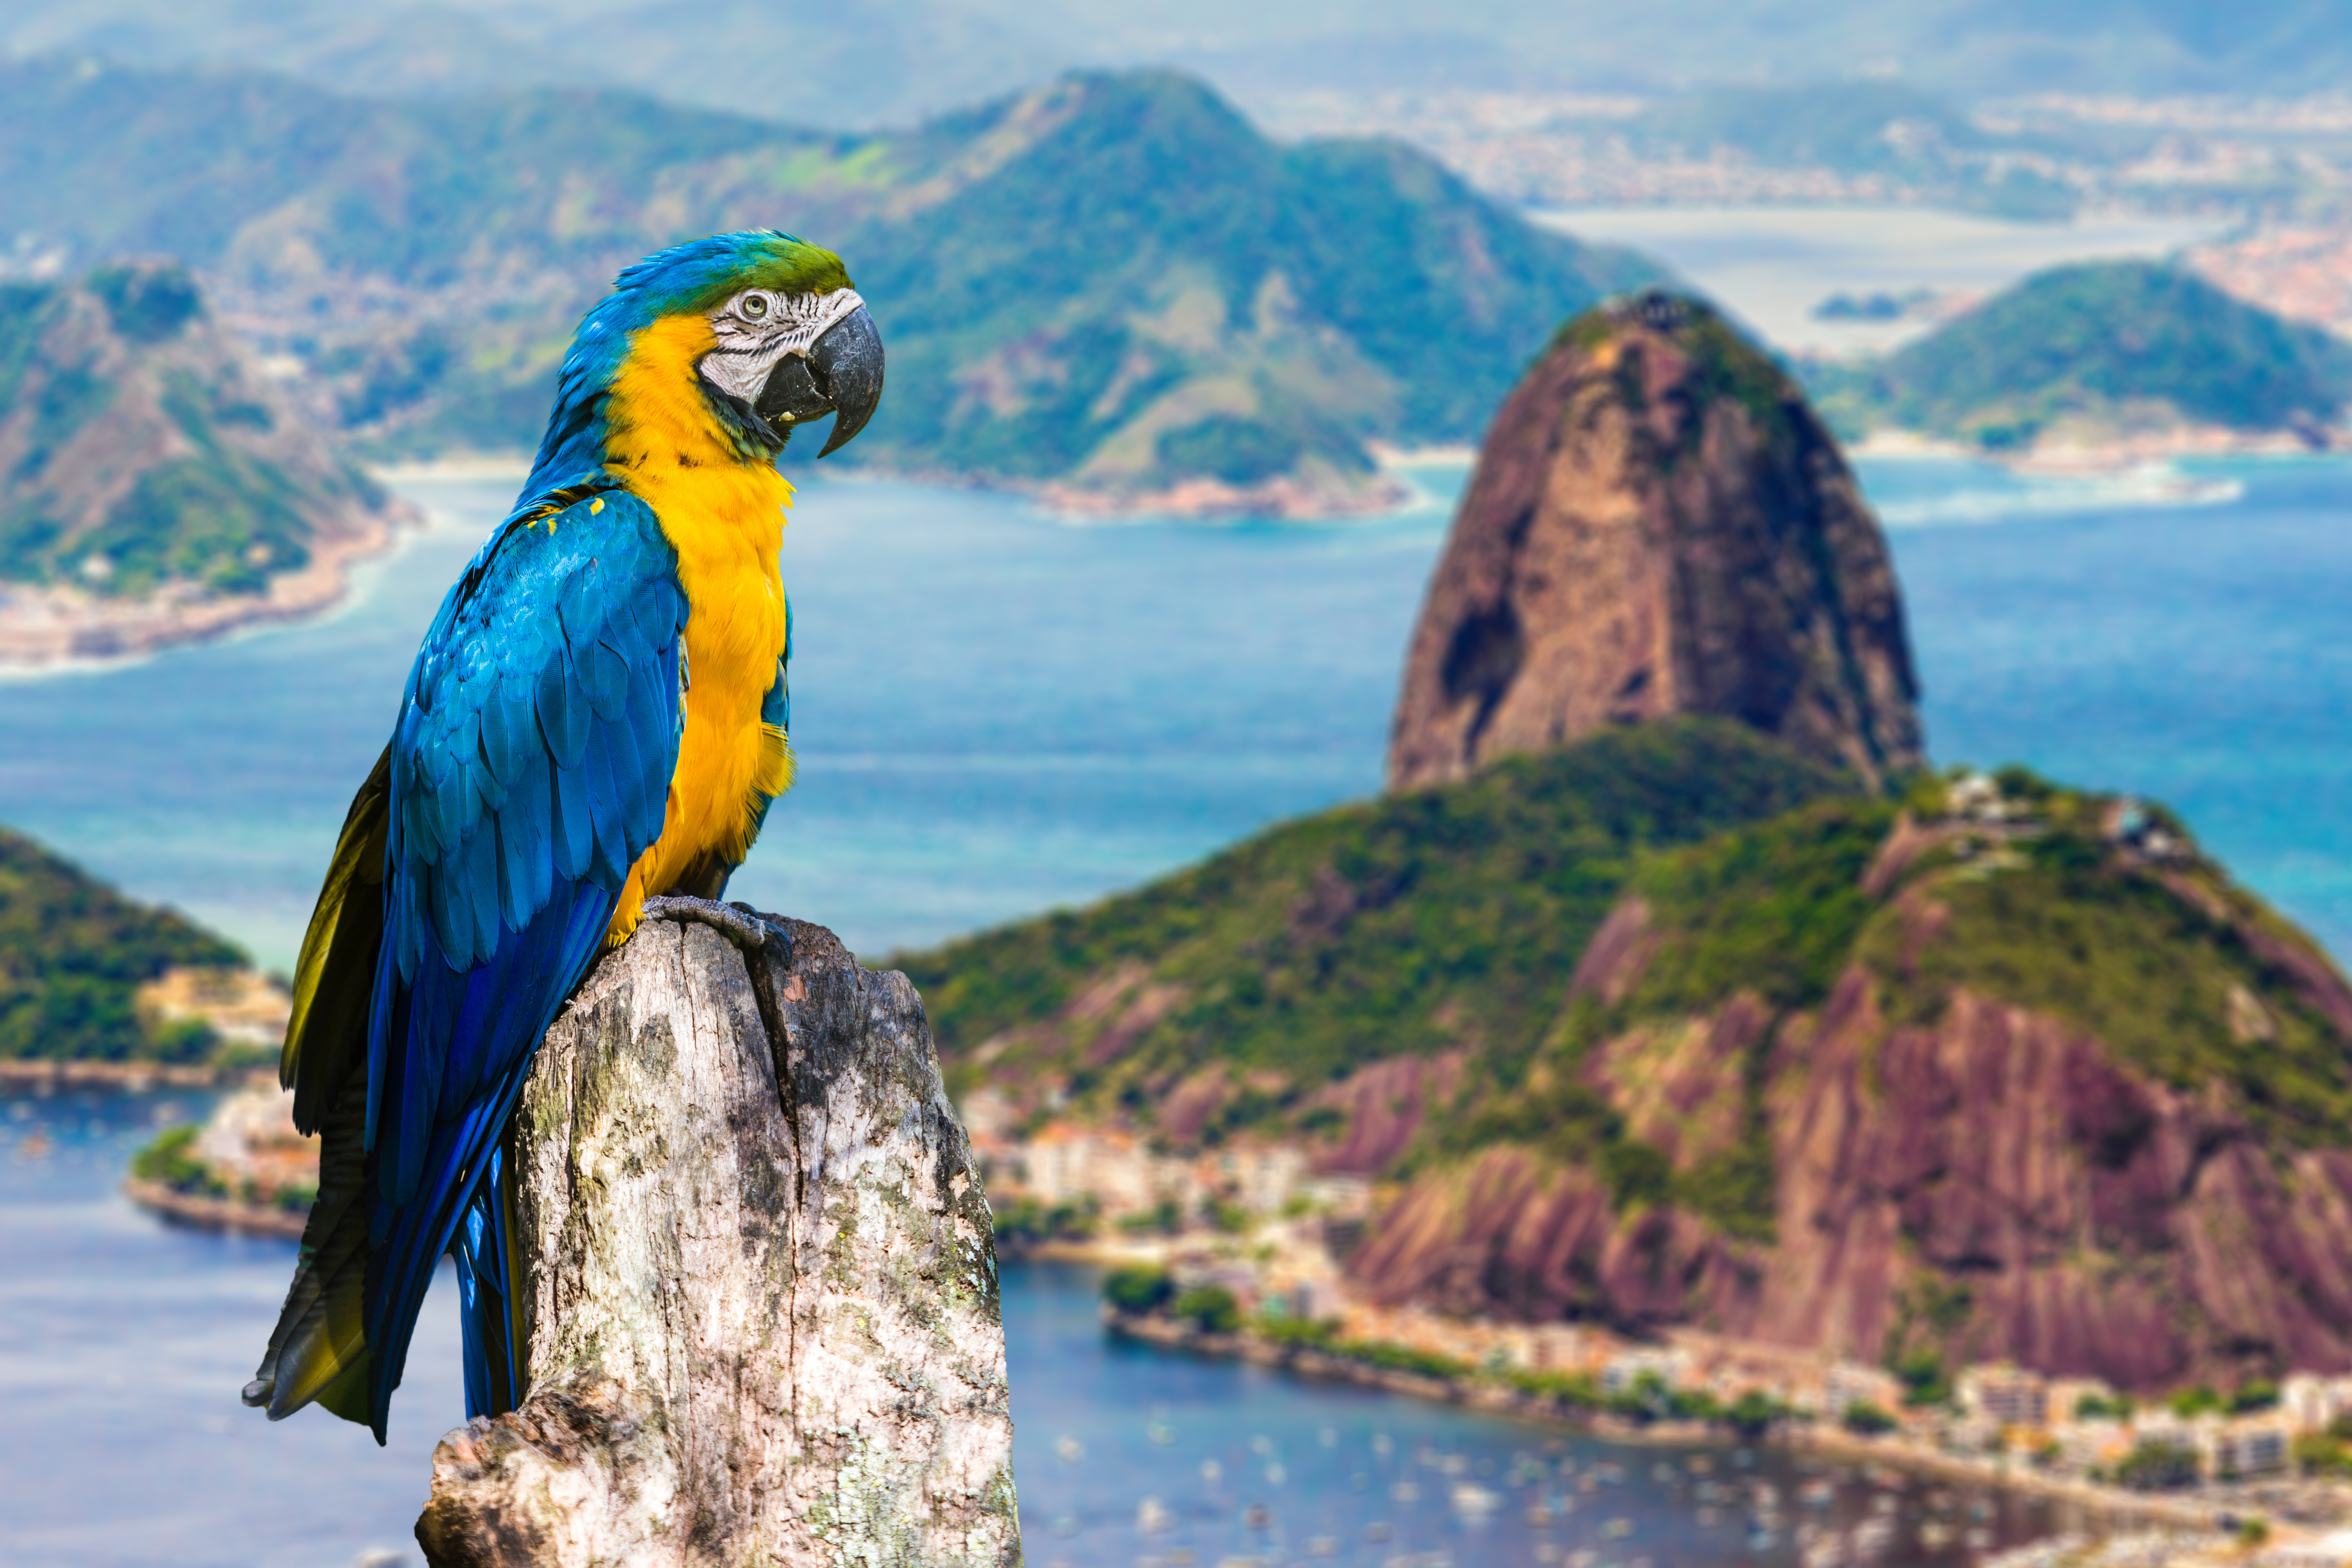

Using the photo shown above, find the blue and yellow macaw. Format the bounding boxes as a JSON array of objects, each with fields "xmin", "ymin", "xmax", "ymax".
[{"xmin": 240, "ymin": 231, "xmax": 882, "ymax": 1442}]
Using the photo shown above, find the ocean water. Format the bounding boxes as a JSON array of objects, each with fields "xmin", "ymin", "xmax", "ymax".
[
  {"xmin": 1882, "ymin": 454, "xmax": 2352, "ymax": 957},
  {"xmin": 0, "ymin": 462, "xmax": 1467, "ymax": 974},
  {"xmin": 2, "ymin": 451, "xmax": 2344, "ymax": 1564},
  {"xmin": 2, "ymin": 451, "xmax": 2349, "ymax": 965},
  {"xmin": 0, "ymin": 1091, "xmax": 2078, "ymax": 1568}
]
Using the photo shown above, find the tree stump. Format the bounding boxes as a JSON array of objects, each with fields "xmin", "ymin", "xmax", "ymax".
[{"xmin": 413, "ymin": 905, "xmax": 1020, "ymax": 1568}]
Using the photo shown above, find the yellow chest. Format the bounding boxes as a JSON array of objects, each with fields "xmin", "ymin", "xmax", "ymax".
[{"xmin": 598, "ymin": 313, "xmax": 796, "ymax": 937}]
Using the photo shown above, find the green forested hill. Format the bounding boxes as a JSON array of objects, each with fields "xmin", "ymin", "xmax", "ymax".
[
  {"xmin": 901, "ymin": 720, "xmax": 1847, "ymax": 1121},
  {"xmin": 906, "ymin": 717, "xmax": 2352, "ymax": 1286},
  {"xmin": 1811, "ymin": 260, "xmax": 2352, "ymax": 448},
  {"xmin": 841, "ymin": 72, "xmax": 1654, "ymax": 500},
  {"xmin": 0, "ymin": 824, "xmax": 246, "ymax": 1062},
  {"xmin": 0, "ymin": 58, "xmax": 1657, "ymax": 507}
]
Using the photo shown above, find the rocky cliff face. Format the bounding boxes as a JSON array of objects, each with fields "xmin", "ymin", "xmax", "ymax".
[
  {"xmin": 1349, "ymin": 773, "xmax": 2352, "ymax": 1392},
  {"xmin": 1388, "ymin": 292, "xmax": 1922, "ymax": 793}
]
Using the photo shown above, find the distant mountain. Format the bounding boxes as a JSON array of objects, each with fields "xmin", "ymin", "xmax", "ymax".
[
  {"xmin": 1614, "ymin": 82, "xmax": 2082, "ymax": 219},
  {"xmin": 0, "ymin": 0, "xmax": 1063, "ymax": 129},
  {"xmin": 0, "ymin": 60, "xmax": 1659, "ymax": 512},
  {"xmin": 1810, "ymin": 260, "xmax": 2352, "ymax": 451},
  {"xmin": 0, "ymin": 821, "xmax": 248, "ymax": 1064},
  {"xmin": 0, "ymin": 260, "xmax": 406, "ymax": 664},
  {"xmin": 840, "ymin": 73, "xmax": 1658, "ymax": 509}
]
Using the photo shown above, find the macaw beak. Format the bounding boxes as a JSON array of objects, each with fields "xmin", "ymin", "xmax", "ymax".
[{"xmin": 755, "ymin": 303, "xmax": 885, "ymax": 456}]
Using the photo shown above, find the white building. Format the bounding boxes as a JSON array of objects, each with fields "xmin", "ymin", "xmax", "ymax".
[
  {"xmin": 1221, "ymin": 1144, "xmax": 1311, "ymax": 1215},
  {"xmin": 1602, "ymin": 1348, "xmax": 1690, "ymax": 1394},
  {"xmin": 1824, "ymin": 1360, "xmax": 1901, "ymax": 1416},
  {"xmin": 2226, "ymin": 1424, "xmax": 2290, "ymax": 1479},
  {"xmin": 2281, "ymin": 1372, "xmax": 2352, "ymax": 1434},
  {"xmin": 1959, "ymin": 1364, "xmax": 2049, "ymax": 1429}
]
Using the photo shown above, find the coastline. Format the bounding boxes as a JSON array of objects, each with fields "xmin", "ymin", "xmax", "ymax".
[
  {"xmin": 386, "ymin": 447, "xmax": 1449, "ymax": 521},
  {"xmin": 837, "ymin": 458, "xmax": 1422, "ymax": 522},
  {"xmin": 121, "ymin": 1176, "xmax": 306, "ymax": 1239},
  {"xmin": 0, "ymin": 443, "xmax": 1445, "ymax": 683},
  {"xmin": 0, "ymin": 1058, "xmax": 246, "ymax": 1089},
  {"xmin": 1102, "ymin": 1309, "xmax": 2230, "ymax": 1538},
  {"xmin": 0, "ymin": 496, "xmax": 416, "ymax": 673},
  {"xmin": 1849, "ymin": 424, "xmax": 2338, "ymax": 473}
]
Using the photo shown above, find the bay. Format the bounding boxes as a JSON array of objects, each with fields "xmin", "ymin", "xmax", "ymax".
[
  {"xmin": 2, "ymin": 452, "xmax": 2350, "ymax": 966},
  {"xmin": 0, "ymin": 463, "xmax": 1465, "ymax": 974},
  {"xmin": 5, "ymin": 449, "xmax": 2352, "ymax": 1565},
  {"xmin": 0, "ymin": 1088, "xmax": 2077, "ymax": 1568}
]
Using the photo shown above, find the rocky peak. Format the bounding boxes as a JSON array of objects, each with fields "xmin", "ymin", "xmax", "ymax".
[{"xmin": 1387, "ymin": 290, "xmax": 1923, "ymax": 793}]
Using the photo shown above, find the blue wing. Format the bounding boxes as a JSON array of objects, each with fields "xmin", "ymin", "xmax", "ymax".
[{"xmin": 356, "ymin": 485, "xmax": 686, "ymax": 1438}]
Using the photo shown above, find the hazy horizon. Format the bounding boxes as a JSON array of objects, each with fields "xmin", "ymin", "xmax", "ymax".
[{"xmin": 0, "ymin": 0, "xmax": 2338, "ymax": 132}]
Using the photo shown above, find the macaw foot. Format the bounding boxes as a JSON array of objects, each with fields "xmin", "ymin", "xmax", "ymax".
[{"xmin": 640, "ymin": 896, "xmax": 793, "ymax": 963}]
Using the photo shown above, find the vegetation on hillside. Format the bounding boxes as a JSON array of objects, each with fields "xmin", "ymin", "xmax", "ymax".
[
  {"xmin": 852, "ymin": 77, "xmax": 1654, "ymax": 496},
  {"xmin": 0, "ymin": 59, "xmax": 1657, "ymax": 500},
  {"xmin": 914, "ymin": 717, "xmax": 2352, "ymax": 1251},
  {"xmin": 0, "ymin": 824, "xmax": 245, "ymax": 1062},
  {"xmin": 0, "ymin": 260, "xmax": 389, "ymax": 597},
  {"xmin": 1810, "ymin": 260, "xmax": 2352, "ymax": 448},
  {"xmin": 903, "ymin": 718, "xmax": 1850, "ymax": 1116}
]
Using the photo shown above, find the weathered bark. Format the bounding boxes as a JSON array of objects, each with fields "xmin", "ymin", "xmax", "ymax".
[{"xmin": 415, "ymin": 904, "xmax": 1020, "ymax": 1568}]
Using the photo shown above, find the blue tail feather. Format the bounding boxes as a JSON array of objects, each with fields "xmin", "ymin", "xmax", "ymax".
[{"xmin": 358, "ymin": 879, "xmax": 613, "ymax": 1439}]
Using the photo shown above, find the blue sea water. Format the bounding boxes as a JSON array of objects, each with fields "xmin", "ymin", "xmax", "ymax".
[
  {"xmin": 1880, "ymin": 456, "xmax": 2352, "ymax": 955},
  {"xmin": 4, "ymin": 452, "xmax": 2350, "ymax": 1565},
  {"xmin": 0, "ymin": 463, "xmax": 1464, "ymax": 974},
  {"xmin": 0, "ymin": 1093, "xmax": 2076, "ymax": 1568},
  {"xmin": 4, "ymin": 452, "xmax": 2352, "ymax": 968}
]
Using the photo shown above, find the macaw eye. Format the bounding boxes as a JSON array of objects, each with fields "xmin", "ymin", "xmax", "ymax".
[{"xmin": 738, "ymin": 291, "xmax": 773, "ymax": 322}]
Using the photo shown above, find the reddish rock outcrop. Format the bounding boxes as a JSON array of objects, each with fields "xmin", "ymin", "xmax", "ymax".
[
  {"xmin": 1306, "ymin": 1053, "xmax": 1466, "ymax": 1176},
  {"xmin": 1351, "ymin": 965, "xmax": 2352, "ymax": 1391},
  {"xmin": 1387, "ymin": 293, "xmax": 1921, "ymax": 793}
]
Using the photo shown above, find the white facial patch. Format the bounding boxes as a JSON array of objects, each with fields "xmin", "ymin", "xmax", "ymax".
[{"xmin": 698, "ymin": 286, "xmax": 866, "ymax": 403}]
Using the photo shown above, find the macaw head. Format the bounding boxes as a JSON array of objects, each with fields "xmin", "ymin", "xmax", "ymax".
[
  {"xmin": 662, "ymin": 232, "xmax": 885, "ymax": 458},
  {"xmin": 531, "ymin": 230, "xmax": 885, "ymax": 490}
]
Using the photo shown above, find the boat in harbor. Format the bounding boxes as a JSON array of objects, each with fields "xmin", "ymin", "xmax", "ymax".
[{"xmin": 1450, "ymin": 1483, "xmax": 1501, "ymax": 1517}]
